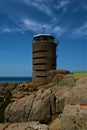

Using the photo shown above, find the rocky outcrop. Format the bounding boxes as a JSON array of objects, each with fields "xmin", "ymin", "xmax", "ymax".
[
  {"xmin": 75, "ymin": 77, "xmax": 87, "ymax": 86},
  {"xmin": 60, "ymin": 77, "xmax": 87, "ymax": 130},
  {"xmin": 4, "ymin": 76, "xmax": 87, "ymax": 130},
  {"xmin": 5, "ymin": 75, "xmax": 75, "ymax": 124},
  {"xmin": 49, "ymin": 77, "xmax": 87, "ymax": 130},
  {"xmin": 47, "ymin": 70, "xmax": 70, "ymax": 82},
  {"xmin": 49, "ymin": 116, "xmax": 61, "ymax": 130},
  {"xmin": 0, "ymin": 122, "xmax": 49, "ymax": 130},
  {"xmin": 52, "ymin": 74, "xmax": 75, "ymax": 86},
  {"xmin": 5, "ymin": 89, "xmax": 55, "ymax": 123},
  {"xmin": 51, "ymin": 75, "xmax": 75, "ymax": 113},
  {"xmin": 12, "ymin": 82, "xmax": 33, "ymax": 99},
  {"xmin": 65, "ymin": 77, "xmax": 87, "ymax": 105},
  {"xmin": 61, "ymin": 105, "xmax": 87, "ymax": 130},
  {"xmin": 5, "ymin": 95, "xmax": 36, "ymax": 123}
]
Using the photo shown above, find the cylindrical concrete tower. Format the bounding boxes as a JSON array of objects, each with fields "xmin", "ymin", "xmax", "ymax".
[{"xmin": 32, "ymin": 34, "xmax": 57, "ymax": 87}]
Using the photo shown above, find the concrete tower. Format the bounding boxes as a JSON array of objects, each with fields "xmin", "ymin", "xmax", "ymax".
[{"xmin": 32, "ymin": 34, "xmax": 57, "ymax": 87}]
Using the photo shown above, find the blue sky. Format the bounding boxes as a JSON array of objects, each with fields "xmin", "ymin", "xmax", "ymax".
[{"xmin": 0, "ymin": 0, "xmax": 87, "ymax": 76}]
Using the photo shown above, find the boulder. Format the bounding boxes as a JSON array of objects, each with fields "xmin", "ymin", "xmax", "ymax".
[
  {"xmin": 5, "ymin": 75, "xmax": 76, "ymax": 123},
  {"xmin": 55, "ymin": 86, "xmax": 70, "ymax": 113},
  {"xmin": 75, "ymin": 77, "xmax": 87, "ymax": 86},
  {"xmin": 5, "ymin": 88, "xmax": 55, "ymax": 123},
  {"xmin": 5, "ymin": 95, "xmax": 36, "ymax": 122},
  {"xmin": 51, "ymin": 84, "xmax": 71, "ymax": 113},
  {"xmin": 0, "ymin": 122, "xmax": 49, "ymax": 130},
  {"xmin": 12, "ymin": 83, "xmax": 30, "ymax": 99},
  {"xmin": 49, "ymin": 116, "xmax": 61, "ymax": 130},
  {"xmin": 27, "ymin": 89, "xmax": 55, "ymax": 123},
  {"xmin": 61, "ymin": 104, "xmax": 87, "ymax": 130},
  {"xmin": 47, "ymin": 70, "xmax": 70, "ymax": 82},
  {"xmin": 5, "ymin": 75, "xmax": 81, "ymax": 125},
  {"xmin": 52, "ymin": 75, "xmax": 75, "ymax": 86},
  {"xmin": 65, "ymin": 77, "xmax": 87, "ymax": 105}
]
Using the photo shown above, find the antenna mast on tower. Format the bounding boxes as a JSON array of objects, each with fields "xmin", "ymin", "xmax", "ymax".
[{"xmin": 42, "ymin": 26, "xmax": 46, "ymax": 34}]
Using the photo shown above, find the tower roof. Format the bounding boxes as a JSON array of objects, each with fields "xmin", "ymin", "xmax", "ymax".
[{"xmin": 33, "ymin": 34, "xmax": 55, "ymax": 39}]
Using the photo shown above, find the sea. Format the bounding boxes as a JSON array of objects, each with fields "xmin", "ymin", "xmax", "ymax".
[{"xmin": 0, "ymin": 77, "xmax": 32, "ymax": 84}]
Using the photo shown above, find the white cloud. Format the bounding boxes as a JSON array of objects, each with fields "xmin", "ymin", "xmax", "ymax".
[
  {"xmin": 19, "ymin": 18, "xmax": 67, "ymax": 37},
  {"xmin": 54, "ymin": 26, "xmax": 62, "ymax": 32},
  {"xmin": 68, "ymin": 22, "xmax": 87, "ymax": 39},
  {"xmin": 51, "ymin": 17, "xmax": 57, "ymax": 23},
  {"xmin": 21, "ymin": 19, "xmax": 42, "ymax": 32},
  {"xmin": 0, "ymin": 26, "xmax": 23, "ymax": 33},
  {"xmin": 0, "ymin": 17, "xmax": 51, "ymax": 34},
  {"xmin": 0, "ymin": 16, "xmax": 67, "ymax": 38},
  {"xmin": 34, "ymin": 0, "xmax": 48, "ymax": 2},
  {"xmin": 53, "ymin": 26, "xmax": 67, "ymax": 37},
  {"xmin": 22, "ymin": 0, "xmax": 52, "ymax": 16},
  {"xmin": 20, "ymin": 18, "xmax": 54, "ymax": 33},
  {"xmin": 0, "ymin": 22, "xmax": 25, "ymax": 34},
  {"xmin": 1, "ymin": 28, "xmax": 11, "ymax": 33},
  {"xmin": 55, "ymin": 0, "xmax": 69, "ymax": 9}
]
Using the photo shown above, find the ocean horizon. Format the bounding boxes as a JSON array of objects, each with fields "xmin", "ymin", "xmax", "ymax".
[{"xmin": 0, "ymin": 77, "xmax": 32, "ymax": 83}]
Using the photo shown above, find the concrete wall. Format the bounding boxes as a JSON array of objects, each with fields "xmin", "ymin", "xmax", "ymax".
[{"xmin": 32, "ymin": 41, "xmax": 57, "ymax": 87}]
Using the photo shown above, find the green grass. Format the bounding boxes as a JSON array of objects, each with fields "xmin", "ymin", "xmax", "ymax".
[{"xmin": 72, "ymin": 72, "xmax": 87, "ymax": 79}]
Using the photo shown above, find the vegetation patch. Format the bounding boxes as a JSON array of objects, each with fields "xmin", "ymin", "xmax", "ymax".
[{"xmin": 72, "ymin": 72, "xmax": 87, "ymax": 79}]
